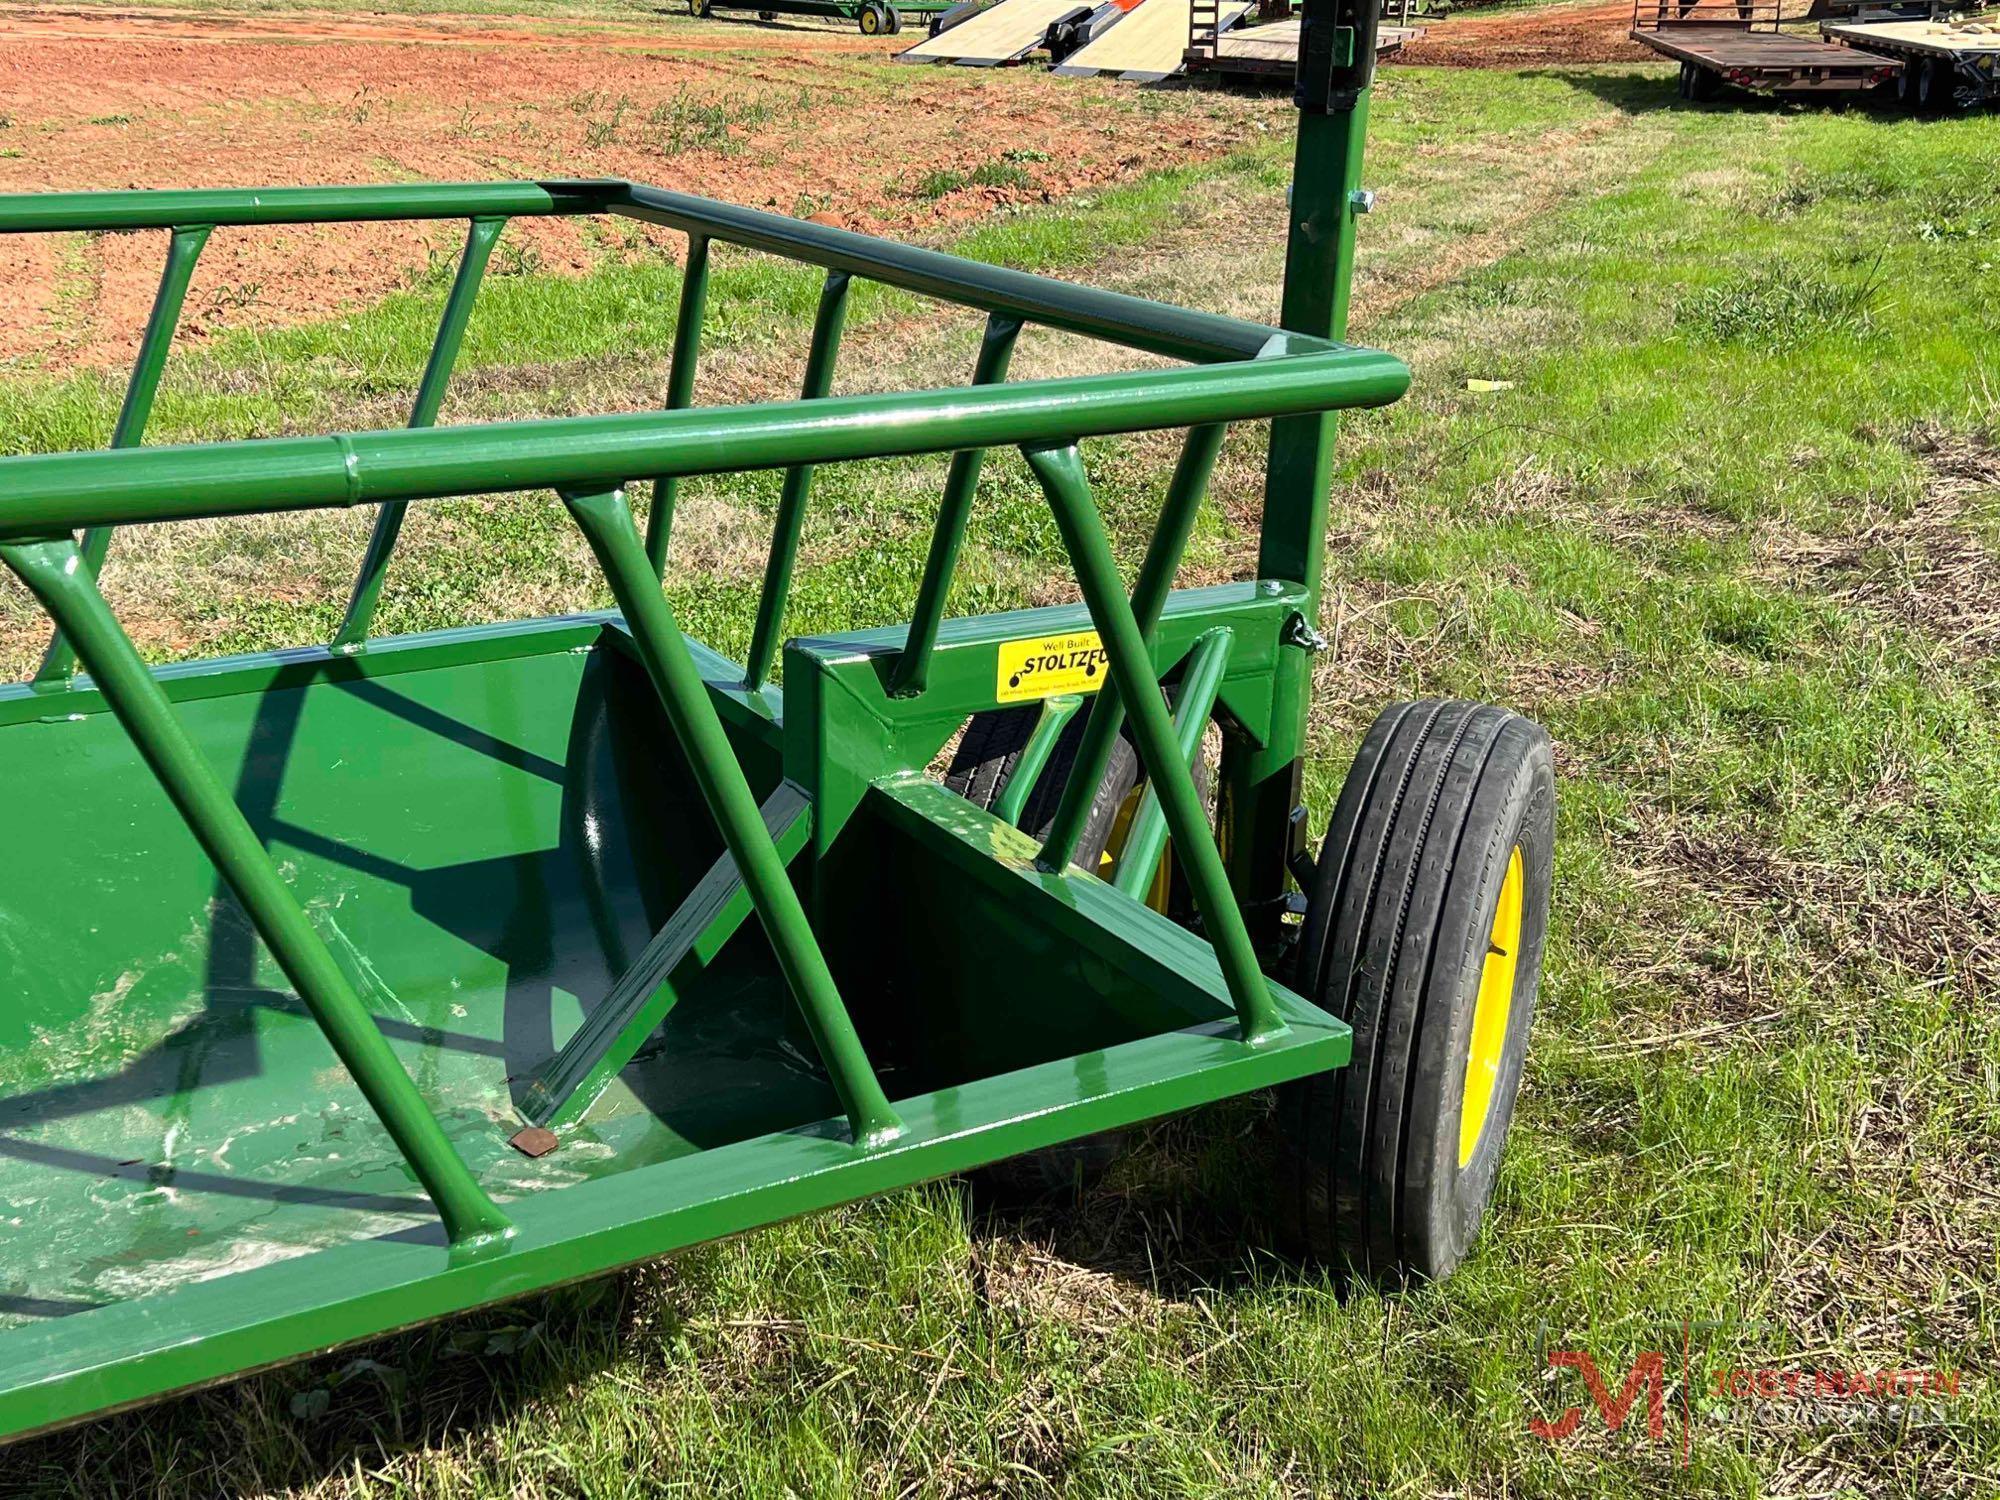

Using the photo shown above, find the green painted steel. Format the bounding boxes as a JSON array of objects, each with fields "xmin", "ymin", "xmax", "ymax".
[
  {"xmin": 745, "ymin": 270, "xmax": 854, "ymax": 691},
  {"xmin": 0, "ymin": 180, "xmax": 616, "ymax": 233},
  {"xmin": 612, "ymin": 182, "xmax": 1313, "ymax": 361},
  {"xmin": 35, "ymin": 223, "xmax": 211, "ymax": 688},
  {"xmin": 645, "ymin": 232, "xmax": 712, "ymax": 574},
  {"xmin": 0, "ymin": 30, "xmax": 1390, "ymax": 1433},
  {"xmin": 1228, "ymin": 77, "xmax": 1376, "ymax": 944},
  {"xmin": 992, "ymin": 693, "xmax": 1082, "ymax": 828},
  {"xmin": 562, "ymin": 487, "xmax": 903, "ymax": 1147},
  {"xmin": 1039, "ymin": 423, "xmax": 1225, "ymax": 871},
  {"xmin": 0, "ymin": 536, "xmax": 514, "ymax": 1249},
  {"xmin": 889, "ymin": 312, "xmax": 1021, "ymax": 699},
  {"xmin": 520, "ymin": 783, "xmax": 814, "ymax": 1130},
  {"xmin": 1112, "ymin": 627, "xmax": 1233, "ymax": 900},
  {"xmin": 1023, "ymin": 444, "xmax": 1286, "ymax": 1045},
  {"xmin": 334, "ymin": 215, "xmax": 507, "ymax": 651},
  {"xmin": 0, "ymin": 352, "xmax": 1403, "ymax": 539}
]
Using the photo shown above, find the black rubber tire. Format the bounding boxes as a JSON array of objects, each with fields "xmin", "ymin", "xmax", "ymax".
[
  {"xmin": 886, "ymin": 5, "xmax": 904, "ymax": 32},
  {"xmin": 688, "ymin": 0, "xmax": 711, "ymax": 14},
  {"xmin": 944, "ymin": 707, "xmax": 1139, "ymax": 872},
  {"xmin": 1686, "ymin": 63, "xmax": 1719, "ymax": 102},
  {"xmin": 1677, "ymin": 60, "xmax": 1695, "ymax": 100},
  {"xmin": 1278, "ymin": 699, "xmax": 1554, "ymax": 1284},
  {"xmin": 858, "ymin": 2, "xmax": 887, "ymax": 33},
  {"xmin": 1917, "ymin": 56, "xmax": 1951, "ymax": 113}
]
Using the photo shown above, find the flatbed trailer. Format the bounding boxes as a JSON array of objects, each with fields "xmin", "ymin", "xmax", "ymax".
[
  {"xmin": 1183, "ymin": 6, "xmax": 1418, "ymax": 80},
  {"xmin": 1630, "ymin": 0, "xmax": 1896, "ymax": 97},
  {"xmin": 689, "ymin": 0, "xmax": 947, "ymax": 36},
  {"xmin": 1822, "ymin": 14, "xmax": 2000, "ymax": 108}
]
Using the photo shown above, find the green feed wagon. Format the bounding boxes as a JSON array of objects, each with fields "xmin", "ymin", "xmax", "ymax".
[{"xmin": 0, "ymin": 0, "xmax": 1551, "ymax": 1443}]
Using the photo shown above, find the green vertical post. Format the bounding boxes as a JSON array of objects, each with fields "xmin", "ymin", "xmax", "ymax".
[
  {"xmin": 1037, "ymin": 422, "xmax": 1226, "ymax": 873},
  {"xmin": 35, "ymin": 223, "xmax": 211, "ymax": 688},
  {"xmin": 333, "ymin": 215, "xmax": 505, "ymax": 651},
  {"xmin": 2, "ymin": 536, "xmax": 512, "ymax": 1247},
  {"xmin": 743, "ymin": 270, "xmax": 853, "ymax": 691},
  {"xmin": 1230, "ymin": 0, "xmax": 1376, "ymax": 935},
  {"xmin": 1022, "ymin": 445, "xmax": 1286, "ymax": 1046},
  {"xmin": 561, "ymin": 486, "xmax": 903, "ymax": 1147},
  {"xmin": 888, "ymin": 312, "xmax": 1022, "ymax": 698},
  {"xmin": 644, "ymin": 232, "xmax": 712, "ymax": 575},
  {"xmin": 1111, "ymin": 626, "xmax": 1233, "ymax": 900}
]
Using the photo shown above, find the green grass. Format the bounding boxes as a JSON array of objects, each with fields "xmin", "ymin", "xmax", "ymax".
[{"xmin": 1, "ymin": 63, "xmax": 1997, "ymax": 1498}]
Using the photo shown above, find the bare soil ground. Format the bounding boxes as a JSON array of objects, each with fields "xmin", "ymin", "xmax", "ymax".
[
  {"xmin": 0, "ymin": 3, "xmax": 1268, "ymax": 368},
  {"xmin": 1399, "ymin": 0, "xmax": 1651, "ymax": 67}
]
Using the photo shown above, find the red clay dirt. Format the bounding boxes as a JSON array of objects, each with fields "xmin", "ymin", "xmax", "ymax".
[
  {"xmin": 0, "ymin": 4, "xmax": 1270, "ymax": 370},
  {"xmin": 0, "ymin": 0, "xmax": 1647, "ymax": 374},
  {"xmin": 1397, "ymin": 0, "xmax": 1651, "ymax": 68}
]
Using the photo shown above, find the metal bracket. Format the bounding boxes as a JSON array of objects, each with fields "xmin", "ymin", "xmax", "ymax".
[
  {"xmin": 1294, "ymin": 0, "xmax": 1379, "ymax": 115},
  {"xmin": 1282, "ymin": 612, "xmax": 1329, "ymax": 651}
]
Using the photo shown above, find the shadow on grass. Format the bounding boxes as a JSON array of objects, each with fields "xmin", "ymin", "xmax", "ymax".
[
  {"xmin": 1548, "ymin": 62, "xmax": 1917, "ymax": 118},
  {"xmin": 3, "ymin": 1275, "xmax": 660, "ymax": 1498},
  {"xmin": 963, "ymin": 1092, "xmax": 1352, "ymax": 1304}
]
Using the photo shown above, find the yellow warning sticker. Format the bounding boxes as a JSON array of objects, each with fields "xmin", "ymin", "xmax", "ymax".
[{"xmin": 995, "ymin": 630, "xmax": 1109, "ymax": 704}]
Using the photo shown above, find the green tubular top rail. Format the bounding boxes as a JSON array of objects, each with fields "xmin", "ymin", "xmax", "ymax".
[
  {"xmin": 0, "ymin": 179, "xmax": 1301, "ymax": 362},
  {"xmin": 0, "ymin": 348, "xmax": 1406, "ymax": 534}
]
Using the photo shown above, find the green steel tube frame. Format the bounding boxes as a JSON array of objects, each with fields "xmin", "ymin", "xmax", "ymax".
[
  {"xmin": 1111, "ymin": 626, "xmax": 1233, "ymax": 900},
  {"xmin": 1023, "ymin": 444, "xmax": 1286, "ymax": 1045},
  {"xmin": 334, "ymin": 214, "xmax": 506, "ymax": 650},
  {"xmin": 0, "ymin": 33, "xmax": 1383, "ymax": 1237},
  {"xmin": 745, "ymin": 269, "xmax": 853, "ymax": 691},
  {"xmin": 644, "ymin": 232, "xmax": 711, "ymax": 573},
  {"xmin": 1038, "ymin": 422, "xmax": 1226, "ymax": 871},
  {"xmin": 2, "ymin": 535, "xmax": 513, "ymax": 1250},
  {"xmin": 563, "ymin": 486, "xmax": 904, "ymax": 1148},
  {"xmin": 889, "ymin": 311, "xmax": 1021, "ymax": 699},
  {"xmin": 35, "ymin": 223, "xmax": 211, "ymax": 687}
]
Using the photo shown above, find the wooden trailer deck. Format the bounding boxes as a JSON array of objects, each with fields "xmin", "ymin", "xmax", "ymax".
[{"xmin": 1630, "ymin": 23, "xmax": 1891, "ymax": 88}]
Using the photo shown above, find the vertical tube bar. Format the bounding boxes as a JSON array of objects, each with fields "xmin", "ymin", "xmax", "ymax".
[
  {"xmin": 332, "ymin": 215, "xmax": 506, "ymax": 651},
  {"xmin": 1037, "ymin": 422, "xmax": 1226, "ymax": 872},
  {"xmin": 1111, "ymin": 627, "xmax": 1233, "ymax": 900},
  {"xmin": 1261, "ymin": 57, "xmax": 1369, "ymax": 599},
  {"xmin": 561, "ymin": 487, "xmax": 903, "ymax": 1147},
  {"xmin": 1022, "ymin": 446, "xmax": 1286, "ymax": 1045},
  {"xmin": 36, "ymin": 223, "xmax": 212, "ymax": 688},
  {"xmin": 1228, "ymin": 49, "xmax": 1373, "ymax": 939},
  {"xmin": 992, "ymin": 693, "xmax": 1081, "ymax": 828},
  {"xmin": 2, "ymin": 536, "xmax": 512, "ymax": 1246},
  {"xmin": 644, "ymin": 232, "xmax": 712, "ymax": 576},
  {"xmin": 743, "ymin": 270, "xmax": 853, "ymax": 691},
  {"xmin": 887, "ymin": 312, "xmax": 1022, "ymax": 698}
]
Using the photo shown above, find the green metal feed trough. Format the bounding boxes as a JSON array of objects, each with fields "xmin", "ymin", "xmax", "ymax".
[{"xmin": 0, "ymin": 0, "xmax": 1553, "ymax": 1444}]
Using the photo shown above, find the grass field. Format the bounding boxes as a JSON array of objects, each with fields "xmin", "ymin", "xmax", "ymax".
[{"xmin": 0, "ymin": 56, "xmax": 1996, "ymax": 1499}]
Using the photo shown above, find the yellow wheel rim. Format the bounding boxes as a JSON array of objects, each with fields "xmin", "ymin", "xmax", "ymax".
[
  {"xmin": 1458, "ymin": 845, "xmax": 1523, "ymax": 1169},
  {"xmin": 1098, "ymin": 785, "xmax": 1173, "ymax": 915}
]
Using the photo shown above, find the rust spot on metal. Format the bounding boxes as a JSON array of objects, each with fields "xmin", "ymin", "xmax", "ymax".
[{"xmin": 508, "ymin": 1126, "xmax": 560, "ymax": 1159}]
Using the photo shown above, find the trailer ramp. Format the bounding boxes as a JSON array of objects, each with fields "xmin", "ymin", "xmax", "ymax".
[
  {"xmin": 896, "ymin": 0, "xmax": 1092, "ymax": 62},
  {"xmin": 1053, "ymin": 0, "xmax": 1252, "ymax": 80}
]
